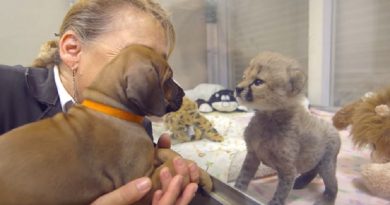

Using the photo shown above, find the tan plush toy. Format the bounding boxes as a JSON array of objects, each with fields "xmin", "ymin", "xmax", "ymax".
[
  {"xmin": 332, "ymin": 87, "xmax": 390, "ymax": 198},
  {"xmin": 163, "ymin": 97, "xmax": 224, "ymax": 143}
]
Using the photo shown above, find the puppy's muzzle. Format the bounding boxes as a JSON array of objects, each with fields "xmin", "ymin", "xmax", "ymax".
[{"xmin": 165, "ymin": 79, "xmax": 185, "ymax": 113}]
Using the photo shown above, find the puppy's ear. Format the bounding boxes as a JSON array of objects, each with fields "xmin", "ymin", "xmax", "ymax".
[
  {"xmin": 125, "ymin": 61, "xmax": 167, "ymax": 116},
  {"xmin": 287, "ymin": 68, "xmax": 306, "ymax": 96}
]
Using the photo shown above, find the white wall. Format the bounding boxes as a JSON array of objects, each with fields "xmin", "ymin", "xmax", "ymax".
[
  {"xmin": 0, "ymin": 1, "xmax": 207, "ymax": 90},
  {"xmin": 227, "ymin": 0, "xmax": 309, "ymax": 88},
  {"xmin": 160, "ymin": 0, "xmax": 208, "ymax": 90},
  {"xmin": 332, "ymin": 0, "xmax": 390, "ymax": 106},
  {"xmin": 0, "ymin": 0, "xmax": 69, "ymax": 66}
]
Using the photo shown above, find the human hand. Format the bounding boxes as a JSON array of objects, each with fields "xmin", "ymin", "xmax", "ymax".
[
  {"xmin": 91, "ymin": 174, "xmax": 197, "ymax": 205},
  {"xmin": 91, "ymin": 177, "xmax": 152, "ymax": 205},
  {"xmin": 154, "ymin": 133, "xmax": 201, "ymax": 205},
  {"xmin": 152, "ymin": 169, "xmax": 198, "ymax": 205},
  {"xmin": 91, "ymin": 134, "xmax": 203, "ymax": 205},
  {"xmin": 157, "ymin": 134, "xmax": 200, "ymax": 185},
  {"xmin": 157, "ymin": 134, "xmax": 213, "ymax": 193}
]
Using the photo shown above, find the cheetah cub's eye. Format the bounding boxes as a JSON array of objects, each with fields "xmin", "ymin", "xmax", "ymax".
[{"xmin": 253, "ymin": 79, "xmax": 264, "ymax": 86}]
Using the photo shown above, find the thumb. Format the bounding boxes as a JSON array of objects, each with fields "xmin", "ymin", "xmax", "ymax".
[
  {"xmin": 91, "ymin": 177, "xmax": 152, "ymax": 205},
  {"xmin": 157, "ymin": 133, "xmax": 171, "ymax": 149}
]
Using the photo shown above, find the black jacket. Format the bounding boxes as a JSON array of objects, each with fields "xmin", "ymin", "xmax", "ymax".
[
  {"xmin": 0, "ymin": 65, "xmax": 61, "ymax": 134},
  {"xmin": 0, "ymin": 65, "xmax": 153, "ymax": 137}
]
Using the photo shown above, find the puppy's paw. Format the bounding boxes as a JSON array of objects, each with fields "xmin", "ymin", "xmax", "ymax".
[
  {"xmin": 155, "ymin": 148, "xmax": 181, "ymax": 164},
  {"xmin": 154, "ymin": 149, "xmax": 213, "ymax": 193},
  {"xmin": 198, "ymin": 167, "xmax": 213, "ymax": 193},
  {"xmin": 151, "ymin": 160, "xmax": 190, "ymax": 191}
]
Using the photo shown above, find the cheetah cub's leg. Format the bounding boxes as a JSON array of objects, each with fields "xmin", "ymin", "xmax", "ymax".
[
  {"xmin": 314, "ymin": 158, "xmax": 337, "ymax": 205},
  {"xmin": 234, "ymin": 151, "xmax": 260, "ymax": 191},
  {"xmin": 314, "ymin": 137, "xmax": 339, "ymax": 205},
  {"xmin": 269, "ymin": 166, "xmax": 297, "ymax": 205}
]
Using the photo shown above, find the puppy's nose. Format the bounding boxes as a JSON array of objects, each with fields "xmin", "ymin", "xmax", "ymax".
[
  {"xmin": 178, "ymin": 87, "xmax": 185, "ymax": 98},
  {"xmin": 235, "ymin": 87, "xmax": 244, "ymax": 95}
]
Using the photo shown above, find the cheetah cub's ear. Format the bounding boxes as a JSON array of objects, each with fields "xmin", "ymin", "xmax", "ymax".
[{"xmin": 287, "ymin": 68, "xmax": 306, "ymax": 97}]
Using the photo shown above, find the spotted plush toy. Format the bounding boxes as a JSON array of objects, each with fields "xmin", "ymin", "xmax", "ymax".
[{"xmin": 163, "ymin": 97, "xmax": 224, "ymax": 143}]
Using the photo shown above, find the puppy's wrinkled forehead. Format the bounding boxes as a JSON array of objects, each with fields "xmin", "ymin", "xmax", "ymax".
[
  {"xmin": 145, "ymin": 50, "xmax": 173, "ymax": 85},
  {"xmin": 122, "ymin": 45, "xmax": 172, "ymax": 83}
]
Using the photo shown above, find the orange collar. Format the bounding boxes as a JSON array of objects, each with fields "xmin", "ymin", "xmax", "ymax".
[{"xmin": 82, "ymin": 100, "xmax": 144, "ymax": 125}]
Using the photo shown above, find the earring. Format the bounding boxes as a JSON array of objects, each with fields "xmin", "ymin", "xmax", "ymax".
[{"xmin": 72, "ymin": 69, "xmax": 79, "ymax": 103}]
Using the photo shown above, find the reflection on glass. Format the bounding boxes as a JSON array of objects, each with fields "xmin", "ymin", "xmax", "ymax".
[{"xmin": 153, "ymin": 0, "xmax": 390, "ymax": 204}]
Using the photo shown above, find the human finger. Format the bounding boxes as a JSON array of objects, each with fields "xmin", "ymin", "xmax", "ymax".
[
  {"xmin": 152, "ymin": 190, "xmax": 163, "ymax": 205},
  {"xmin": 153, "ymin": 175, "xmax": 183, "ymax": 205},
  {"xmin": 91, "ymin": 177, "xmax": 151, "ymax": 205},
  {"xmin": 175, "ymin": 183, "xmax": 198, "ymax": 205}
]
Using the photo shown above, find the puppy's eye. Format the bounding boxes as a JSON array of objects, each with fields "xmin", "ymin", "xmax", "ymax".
[{"xmin": 253, "ymin": 79, "xmax": 264, "ymax": 86}]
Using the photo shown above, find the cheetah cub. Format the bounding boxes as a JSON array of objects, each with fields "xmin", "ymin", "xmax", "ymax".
[{"xmin": 234, "ymin": 52, "xmax": 340, "ymax": 205}]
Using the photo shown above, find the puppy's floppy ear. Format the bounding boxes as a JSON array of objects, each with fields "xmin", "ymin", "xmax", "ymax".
[
  {"xmin": 287, "ymin": 68, "xmax": 306, "ymax": 96},
  {"xmin": 154, "ymin": 63, "xmax": 173, "ymax": 99},
  {"xmin": 125, "ymin": 60, "xmax": 169, "ymax": 116},
  {"xmin": 153, "ymin": 62, "xmax": 184, "ymax": 113}
]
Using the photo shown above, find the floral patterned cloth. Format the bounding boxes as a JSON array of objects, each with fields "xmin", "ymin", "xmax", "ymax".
[{"xmin": 152, "ymin": 111, "xmax": 276, "ymax": 182}]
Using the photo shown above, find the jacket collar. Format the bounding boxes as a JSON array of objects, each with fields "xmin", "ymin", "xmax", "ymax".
[{"xmin": 25, "ymin": 67, "xmax": 59, "ymax": 106}]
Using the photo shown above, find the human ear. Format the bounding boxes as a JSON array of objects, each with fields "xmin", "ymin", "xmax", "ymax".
[{"xmin": 58, "ymin": 30, "xmax": 82, "ymax": 71}]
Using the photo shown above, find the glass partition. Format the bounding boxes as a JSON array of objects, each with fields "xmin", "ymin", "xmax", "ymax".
[
  {"xmin": 154, "ymin": 0, "xmax": 390, "ymax": 204},
  {"xmin": 332, "ymin": 0, "xmax": 390, "ymax": 106},
  {"xmin": 1, "ymin": 0, "xmax": 389, "ymax": 204}
]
